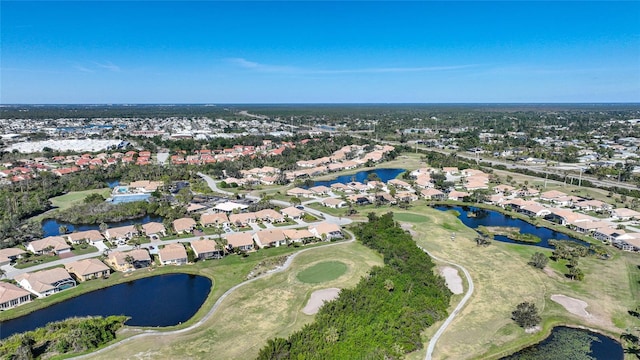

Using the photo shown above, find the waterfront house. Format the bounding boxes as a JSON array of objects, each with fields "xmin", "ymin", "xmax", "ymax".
[
  {"xmin": 141, "ymin": 222, "xmax": 167, "ymax": 239},
  {"xmin": 107, "ymin": 249, "xmax": 152, "ymax": 271},
  {"xmin": 309, "ymin": 222, "xmax": 343, "ymax": 240},
  {"xmin": 158, "ymin": 243, "xmax": 188, "ymax": 265},
  {"xmin": 65, "ymin": 230, "xmax": 104, "ymax": 245},
  {"xmin": 447, "ymin": 190, "xmax": 469, "ymax": 201},
  {"xmin": 104, "ymin": 225, "xmax": 138, "ymax": 245},
  {"xmin": 15, "ymin": 268, "xmax": 76, "ymax": 298},
  {"xmin": 190, "ymin": 239, "xmax": 223, "ymax": 260},
  {"xmin": 173, "ymin": 217, "xmax": 197, "ymax": 234},
  {"xmin": 253, "ymin": 229, "xmax": 288, "ymax": 248},
  {"xmin": 0, "ymin": 282, "xmax": 32, "ymax": 310},
  {"xmin": 0, "ymin": 248, "xmax": 26, "ymax": 266},
  {"xmin": 26, "ymin": 236, "xmax": 71, "ymax": 255},
  {"xmin": 226, "ymin": 233, "xmax": 255, "ymax": 252},
  {"xmin": 420, "ymin": 188, "xmax": 446, "ymax": 201},
  {"xmin": 65, "ymin": 258, "xmax": 111, "ymax": 281}
]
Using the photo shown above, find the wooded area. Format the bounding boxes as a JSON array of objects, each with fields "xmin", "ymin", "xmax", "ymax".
[{"xmin": 257, "ymin": 212, "xmax": 451, "ymax": 359}]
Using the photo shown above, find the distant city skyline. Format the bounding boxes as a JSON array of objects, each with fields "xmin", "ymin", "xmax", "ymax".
[{"xmin": 2, "ymin": 1, "xmax": 639, "ymax": 104}]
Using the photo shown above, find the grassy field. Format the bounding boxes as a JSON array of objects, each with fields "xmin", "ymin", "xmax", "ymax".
[
  {"xmin": 88, "ymin": 241, "xmax": 383, "ymax": 360},
  {"xmin": 49, "ymin": 188, "xmax": 112, "ymax": 211},
  {"xmin": 296, "ymin": 260, "xmax": 348, "ymax": 283},
  {"xmin": 393, "ymin": 212, "xmax": 429, "ymax": 223},
  {"xmin": 376, "ymin": 204, "xmax": 640, "ymax": 360}
]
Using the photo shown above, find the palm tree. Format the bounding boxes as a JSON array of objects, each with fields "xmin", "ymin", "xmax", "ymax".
[
  {"xmin": 99, "ymin": 222, "xmax": 108, "ymax": 233},
  {"xmin": 58, "ymin": 225, "xmax": 68, "ymax": 235}
]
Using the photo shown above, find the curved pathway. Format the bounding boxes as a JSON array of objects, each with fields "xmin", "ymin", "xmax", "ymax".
[
  {"xmin": 73, "ymin": 232, "xmax": 356, "ymax": 359},
  {"xmin": 419, "ymin": 247, "xmax": 475, "ymax": 360}
]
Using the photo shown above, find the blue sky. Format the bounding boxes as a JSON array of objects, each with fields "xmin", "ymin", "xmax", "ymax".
[{"xmin": 2, "ymin": 1, "xmax": 639, "ymax": 104}]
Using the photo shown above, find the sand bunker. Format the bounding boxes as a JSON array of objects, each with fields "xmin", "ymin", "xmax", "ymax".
[
  {"xmin": 440, "ymin": 266, "xmax": 464, "ymax": 294},
  {"xmin": 551, "ymin": 294, "xmax": 591, "ymax": 318},
  {"xmin": 302, "ymin": 288, "xmax": 340, "ymax": 315}
]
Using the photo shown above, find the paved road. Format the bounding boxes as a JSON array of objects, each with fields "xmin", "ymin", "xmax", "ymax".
[
  {"xmin": 419, "ymin": 247, "xmax": 475, "ymax": 360},
  {"xmin": 72, "ymin": 231, "xmax": 356, "ymax": 359}
]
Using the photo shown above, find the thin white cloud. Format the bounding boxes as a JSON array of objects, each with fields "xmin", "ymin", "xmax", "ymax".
[
  {"xmin": 94, "ymin": 61, "xmax": 121, "ymax": 72},
  {"xmin": 74, "ymin": 65, "xmax": 95, "ymax": 73},
  {"xmin": 227, "ymin": 58, "xmax": 477, "ymax": 75}
]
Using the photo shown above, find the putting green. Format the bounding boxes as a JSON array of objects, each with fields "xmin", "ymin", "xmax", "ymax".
[
  {"xmin": 394, "ymin": 212, "xmax": 429, "ymax": 223},
  {"xmin": 297, "ymin": 261, "xmax": 348, "ymax": 284}
]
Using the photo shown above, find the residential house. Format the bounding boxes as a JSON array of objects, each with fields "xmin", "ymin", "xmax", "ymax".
[
  {"xmin": 281, "ymin": 206, "xmax": 305, "ymax": 220},
  {"xmin": 158, "ymin": 243, "xmax": 188, "ymax": 265},
  {"xmin": 214, "ymin": 201, "xmax": 249, "ymax": 214},
  {"xmin": 287, "ymin": 187, "xmax": 314, "ymax": 198},
  {"xmin": 141, "ymin": 222, "xmax": 167, "ymax": 239},
  {"xmin": 540, "ymin": 190, "xmax": 568, "ymax": 203},
  {"xmin": 190, "ymin": 239, "xmax": 223, "ymax": 260},
  {"xmin": 447, "ymin": 190, "xmax": 469, "ymax": 201},
  {"xmin": 573, "ymin": 200, "xmax": 611, "ymax": 213},
  {"xmin": 518, "ymin": 201, "xmax": 551, "ymax": 218},
  {"xmin": 571, "ymin": 221, "xmax": 614, "ymax": 234},
  {"xmin": 255, "ymin": 209, "xmax": 285, "ymax": 223},
  {"xmin": 15, "ymin": 268, "xmax": 76, "ymax": 298},
  {"xmin": 420, "ymin": 188, "xmax": 446, "ymax": 200},
  {"xmin": 282, "ymin": 229, "xmax": 315, "ymax": 244},
  {"xmin": 226, "ymin": 232, "xmax": 255, "ymax": 252},
  {"xmin": 322, "ymin": 198, "xmax": 347, "ymax": 209},
  {"xmin": 330, "ymin": 183, "xmax": 350, "ymax": 192},
  {"xmin": 104, "ymin": 225, "xmax": 138, "ymax": 245},
  {"xmin": 593, "ymin": 227, "xmax": 626, "ymax": 243},
  {"xmin": 200, "ymin": 213, "xmax": 229, "ymax": 227},
  {"xmin": 388, "ymin": 179, "xmax": 412, "ymax": 190},
  {"xmin": 544, "ymin": 208, "xmax": 594, "ymax": 226},
  {"xmin": 0, "ymin": 282, "xmax": 32, "ymax": 310},
  {"xmin": 610, "ymin": 208, "xmax": 640, "ymax": 221},
  {"xmin": 26, "ymin": 236, "xmax": 71, "ymax": 255},
  {"xmin": 493, "ymin": 184, "xmax": 515, "ymax": 195},
  {"xmin": 309, "ymin": 222, "xmax": 343, "ymax": 240},
  {"xmin": 309, "ymin": 185, "xmax": 331, "ymax": 196},
  {"xmin": 0, "ymin": 248, "xmax": 26, "ymax": 266},
  {"xmin": 395, "ymin": 191, "xmax": 419, "ymax": 203},
  {"xmin": 107, "ymin": 249, "xmax": 152, "ymax": 271},
  {"xmin": 229, "ymin": 213, "xmax": 257, "ymax": 227},
  {"xmin": 254, "ymin": 229, "xmax": 288, "ymax": 248},
  {"xmin": 65, "ymin": 230, "xmax": 104, "ymax": 245},
  {"xmin": 613, "ymin": 233, "xmax": 640, "ymax": 252},
  {"xmin": 65, "ymin": 258, "xmax": 111, "ymax": 281},
  {"xmin": 173, "ymin": 217, "xmax": 197, "ymax": 234}
]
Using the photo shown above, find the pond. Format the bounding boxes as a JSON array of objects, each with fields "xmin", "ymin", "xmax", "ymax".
[
  {"xmin": 501, "ymin": 326, "xmax": 623, "ymax": 359},
  {"xmin": 42, "ymin": 215, "xmax": 163, "ymax": 237},
  {"xmin": 434, "ymin": 205, "xmax": 591, "ymax": 249},
  {"xmin": 311, "ymin": 168, "xmax": 406, "ymax": 188},
  {"xmin": 0, "ymin": 273, "xmax": 212, "ymax": 340}
]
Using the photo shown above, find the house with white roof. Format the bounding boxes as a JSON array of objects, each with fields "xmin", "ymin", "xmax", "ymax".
[{"xmin": 15, "ymin": 268, "xmax": 76, "ymax": 298}]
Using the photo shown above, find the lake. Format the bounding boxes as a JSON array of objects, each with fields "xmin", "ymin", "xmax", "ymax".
[
  {"xmin": 0, "ymin": 273, "xmax": 212, "ymax": 340},
  {"xmin": 434, "ymin": 205, "xmax": 591, "ymax": 249},
  {"xmin": 42, "ymin": 215, "xmax": 163, "ymax": 237},
  {"xmin": 312, "ymin": 168, "xmax": 405, "ymax": 188},
  {"xmin": 502, "ymin": 326, "xmax": 623, "ymax": 359}
]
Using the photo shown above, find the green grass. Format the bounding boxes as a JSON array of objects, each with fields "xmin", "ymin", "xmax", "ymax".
[
  {"xmin": 50, "ymin": 188, "xmax": 112, "ymax": 211},
  {"xmin": 296, "ymin": 261, "xmax": 348, "ymax": 284},
  {"xmin": 393, "ymin": 212, "xmax": 429, "ymax": 223},
  {"xmin": 13, "ymin": 254, "xmax": 61, "ymax": 269}
]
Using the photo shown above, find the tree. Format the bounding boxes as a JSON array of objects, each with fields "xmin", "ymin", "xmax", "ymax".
[
  {"xmin": 124, "ymin": 255, "xmax": 135, "ymax": 266},
  {"xmin": 59, "ymin": 225, "xmax": 68, "ymax": 235},
  {"xmin": 511, "ymin": 302, "xmax": 541, "ymax": 329},
  {"xmin": 99, "ymin": 222, "xmax": 108, "ymax": 233},
  {"xmin": 529, "ymin": 252, "xmax": 548, "ymax": 269},
  {"xmin": 290, "ymin": 197, "xmax": 302, "ymax": 206},
  {"xmin": 384, "ymin": 279, "xmax": 395, "ymax": 292},
  {"xmin": 568, "ymin": 266, "xmax": 584, "ymax": 281}
]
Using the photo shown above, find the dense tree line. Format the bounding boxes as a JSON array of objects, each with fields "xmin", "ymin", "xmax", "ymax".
[
  {"xmin": 257, "ymin": 212, "xmax": 451, "ymax": 359},
  {"xmin": 0, "ymin": 315, "xmax": 127, "ymax": 359}
]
